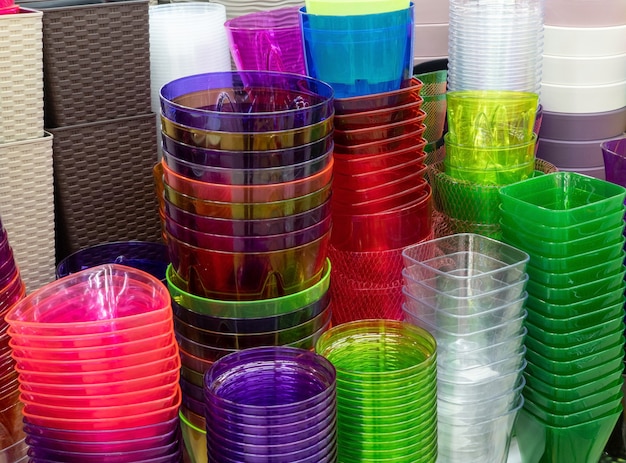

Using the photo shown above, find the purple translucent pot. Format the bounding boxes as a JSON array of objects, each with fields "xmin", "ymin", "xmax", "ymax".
[
  {"xmin": 24, "ymin": 429, "xmax": 178, "ymax": 454},
  {"xmin": 55, "ymin": 241, "xmax": 169, "ymax": 281},
  {"xmin": 164, "ymin": 213, "xmax": 332, "ymax": 252},
  {"xmin": 602, "ymin": 137, "xmax": 626, "ymax": 190},
  {"xmin": 206, "ymin": 424, "xmax": 336, "ymax": 460},
  {"xmin": 203, "ymin": 346, "xmax": 336, "ymax": 413},
  {"xmin": 163, "ymin": 195, "xmax": 331, "ymax": 237},
  {"xmin": 26, "ymin": 439, "xmax": 180, "ymax": 462},
  {"xmin": 161, "ymin": 132, "xmax": 334, "ymax": 170},
  {"xmin": 159, "ymin": 72, "xmax": 334, "ymax": 132},
  {"xmin": 209, "ymin": 408, "xmax": 336, "ymax": 446},
  {"xmin": 171, "ymin": 290, "xmax": 330, "ymax": 334}
]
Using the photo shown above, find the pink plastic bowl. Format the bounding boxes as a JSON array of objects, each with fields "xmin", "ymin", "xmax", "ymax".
[
  {"xmin": 7, "ymin": 315, "xmax": 175, "ymax": 350},
  {"xmin": 5, "ymin": 264, "xmax": 170, "ymax": 336},
  {"xmin": 8, "ymin": 331, "xmax": 175, "ymax": 362},
  {"xmin": 21, "ymin": 388, "xmax": 182, "ymax": 431},
  {"xmin": 15, "ymin": 350, "xmax": 180, "ymax": 386},
  {"xmin": 18, "ymin": 364, "xmax": 180, "ymax": 398},
  {"xmin": 19, "ymin": 381, "xmax": 177, "ymax": 409},
  {"xmin": 12, "ymin": 340, "xmax": 178, "ymax": 373},
  {"xmin": 21, "ymin": 385, "xmax": 180, "ymax": 420}
]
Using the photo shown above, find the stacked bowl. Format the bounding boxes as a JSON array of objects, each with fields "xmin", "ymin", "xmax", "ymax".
[
  {"xmin": 0, "ymin": 222, "xmax": 27, "ymax": 462},
  {"xmin": 203, "ymin": 347, "xmax": 338, "ymax": 462},
  {"xmin": 5, "ymin": 264, "xmax": 182, "ymax": 462},
  {"xmin": 329, "ymin": 79, "xmax": 433, "ymax": 323},
  {"xmin": 315, "ymin": 319, "xmax": 438, "ymax": 463},
  {"xmin": 432, "ymin": 90, "xmax": 539, "ymax": 238},
  {"xmin": 159, "ymin": 71, "xmax": 334, "ymax": 301},
  {"xmin": 157, "ymin": 70, "xmax": 335, "ymax": 461},
  {"xmin": 55, "ymin": 240, "xmax": 169, "ymax": 281},
  {"xmin": 447, "ymin": 0, "xmax": 544, "ymax": 94},
  {"xmin": 498, "ymin": 172, "xmax": 626, "ymax": 463},
  {"xmin": 299, "ymin": 2, "xmax": 415, "ymax": 98},
  {"xmin": 401, "ymin": 233, "xmax": 529, "ymax": 462}
]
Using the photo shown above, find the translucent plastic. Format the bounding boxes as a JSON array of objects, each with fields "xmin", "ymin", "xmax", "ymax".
[
  {"xmin": 333, "ymin": 77, "xmax": 423, "ymax": 114},
  {"xmin": 334, "ymin": 113, "xmax": 425, "ymax": 145},
  {"xmin": 161, "ymin": 114, "xmax": 333, "ymax": 151},
  {"xmin": 161, "ymin": 131, "xmax": 334, "ymax": 170},
  {"xmin": 5, "ymin": 264, "xmax": 170, "ymax": 336},
  {"xmin": 161, "ymin": 157, "xmax": 333, "ymax": 203},
  {"xmin": 166, "ymin": 231, "xmax": 330, "ymax": 299},
  {"xmin": 499, "ymin": 172, "xmax": 626, "ymax": 227},
  {"xmin": 167, "ymin": 259, "xmax": 330, "ymax": 318},
  {"xmin": 402, "ymin": 233, "xmax": 529, "ymax": 293},
  {"xmin": 159, "ymin": 71, "xmax": 334, "ymax": 132},
  {"xmin": 334, "ymin": 100, "xmax": 424, "ymax": 130}
]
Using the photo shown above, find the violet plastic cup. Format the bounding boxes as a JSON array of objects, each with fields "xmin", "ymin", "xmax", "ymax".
[
  {"xmin": 209, "ymin": 406, "xmax": 336, "ymax": 446},
  {"xmin": 171, "ymin": 290, "xmax": 330, "ymax": 334},
  {"xmin": 203, "ymin": 346, "xmax": 336, "ymax": 414},
  {"xmin": 22, "ymin": 415, "xmax": 180, "ymax": 443},
  {"xmin": 163, "ymin": 197, "xmax": 331, "ymax": 237},
  {"xmin": 164, "ymin": 213, "xmax": 332, "ymax": 252},
  {"xmin": 24, "ymin": 428, "xmax": 179, "ymax": 455},
  {"xmin": 160, "ymin": 71, "xmax": 334, "ymax": 132},
  {"xmin": 5, "ymin": 264, "xmax": 171, "ymax": 337},
  {"xmin": 602, "ymin": 137, "xmax": 626, "ymax": 190},
  {"xmin": 225, "ymin": 6, "xmax": 306, "ymax": 75},
  {"xmin": 161, "ymin": 131, "xmax": 334, "ymax": 170},
  {"xmin": 205, "ymin": 426, "xmax": 336, "ymax": 461},
  {"xmin": 173, "ymin": 304, "xmax": 331, "ymax": 349},
  {"xmin": 161, "ymin": 148, "xmax": 333, "ymax": 185},
  {"xmin": 26, "ymin": 439, "xmax": 180, "ymax": 462},
  {"xmin": 55, "ymin": 241, "xmax": 169, "ymax": 281}
]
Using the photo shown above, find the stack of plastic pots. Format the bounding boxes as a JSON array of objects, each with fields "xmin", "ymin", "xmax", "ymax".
[
  {"xmin": 431, "ymin": 90, "xmax": 539, "ymax": 238},
  {"xmin": 5, "ymin": 264, "xmax": 182, "ymax": 463},
  {"xmin": 447, "ymin": 0, "xmax": 544, "ymax": 94},
  {"xmin": 0, "ymin": 222, "xmax": 27, "ymax": 462},
  {"xmin": 329, "ymin": 79, "xmax": 433, "ymax": 324},
  {"xmin": 203, "ymin": 347, "xmax": 337, "ymax": 462},
  {"xmin": 401, "ymin": 233, "xmax": 529, "ymax": 462},
  {"xmin": 497, "ymin": 172, "xmax": 626, "ymax": 463},
  {"xmin": 159, "ymin": 71, "xmax": 334, "ymax": 301},
  {"xmin": 299, "ymin": 3, "xmax": 415, "ymax": 98},
  {"xmin": 157, "ymin": 71, "xmax": 336, "ymax": 462},
  {"xmin": 167, "ymin": 259, "xmax": 332, "ymax": 461},
  {"xmin": 315, "ymin": 320, "xmax": 438, "ymax": 463}
]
